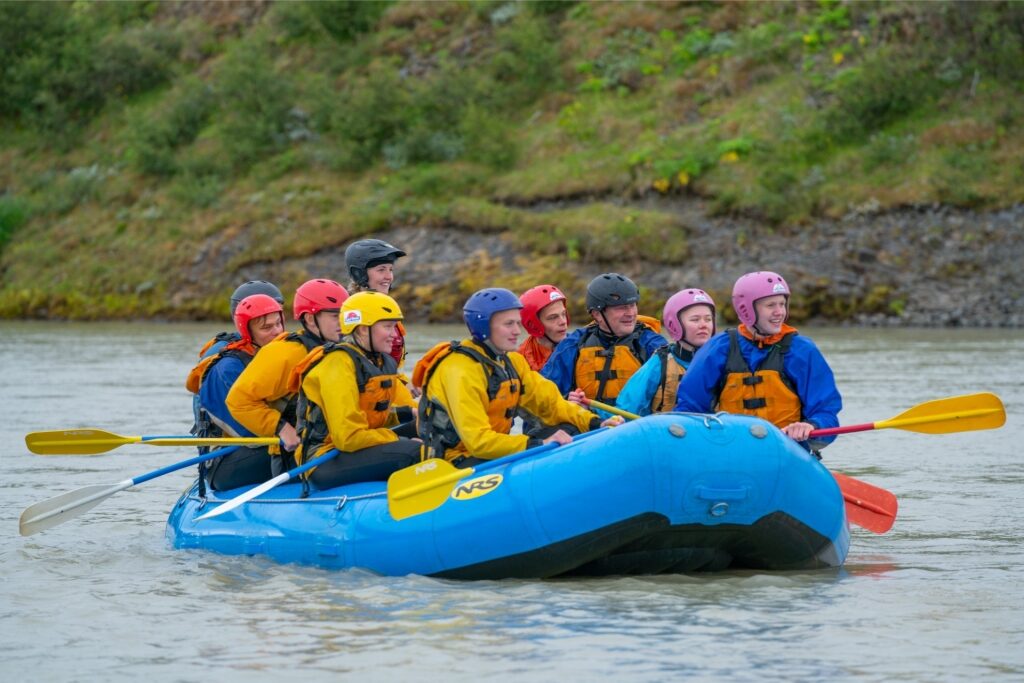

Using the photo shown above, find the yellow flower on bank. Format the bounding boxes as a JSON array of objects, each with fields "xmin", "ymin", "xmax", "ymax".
[
  {"xmin": 653, "ymin": 178, "xmax": 670, "ymax": 194},
  {"xmin": 833, "ymin": 51, "xmax": 844, "ymax": 65},
  {"xmin": 677, "ymin": 171, "xmax": 690, "ymax": 186},
  {"xmin": 720, "ymin": 151, "xmax": 740, "ymax": 163}
]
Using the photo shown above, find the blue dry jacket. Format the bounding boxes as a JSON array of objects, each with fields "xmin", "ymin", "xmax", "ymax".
[
  {"xmin": 541, "ymin": 325, "xmax": 668, "ymax": 402},
  {"xmin": 674, "ymin": 331, "xmax": 842, "ymax": 449},
  {"xmin": 192, "ymin": 334, "xmax": 234, "ymax": 429},
  {"xmin": 616, "ymin": 348, "xmax": 693, "ymax": 418},
  {"xmin": 198, "ymin": 354, "xmax": 255, "ymax": 438}
]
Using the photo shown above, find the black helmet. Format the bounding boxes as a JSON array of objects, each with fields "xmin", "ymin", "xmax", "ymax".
[
  {"xmin": 586, "ymin": 273, "xmax": 640, "ymax": 312},
  {"xmin": 230, "ymin": 280, "xmax": 284, "ymax": 316},
  {"xmin": 345, "ymin": 239, "xmax": 406, "ymax": 288}
]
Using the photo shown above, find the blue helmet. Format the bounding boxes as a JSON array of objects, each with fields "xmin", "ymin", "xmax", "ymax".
[{"xmin": 463, "ymin": 288, "xmax": 523, "ymax": 341}]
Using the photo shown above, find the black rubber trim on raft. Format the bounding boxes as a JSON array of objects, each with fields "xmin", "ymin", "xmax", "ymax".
[
  {"xmin": 432, "ymin": 511, "xmax": 836, "ymax": 580},
  {"xmin": 432, "ymin": 513, "xmax": 671, "ymax": 580}
]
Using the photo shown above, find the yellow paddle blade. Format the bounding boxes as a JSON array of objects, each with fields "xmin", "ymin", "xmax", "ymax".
[
  {"xmin": 876, "ymin": 392, "xmax": 1006, "ymax": 434},
  {"xmin": 25, "ymin": 429, "xmax": 280, "ymax": 455},
  {"xmin": 387, "ymin": 459, "xmax": 474, "ymax": 521},
  {"xmin": 25, "ymin": 429, "xmax": 139, "ymax": 455}
]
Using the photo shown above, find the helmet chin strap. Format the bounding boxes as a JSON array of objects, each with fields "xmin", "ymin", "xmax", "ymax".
[{"xmin": 303, "ymin": 312, "xmax": 329, "ymax": 342}]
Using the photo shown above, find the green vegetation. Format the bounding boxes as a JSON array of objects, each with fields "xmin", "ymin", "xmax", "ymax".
[{"xmin": 1, "ymin": 0, "xmax": 1022, "ymax": 319}]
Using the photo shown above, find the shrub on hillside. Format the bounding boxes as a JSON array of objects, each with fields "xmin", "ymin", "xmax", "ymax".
[
  {"xmin": 0, "ymin": 3, "xmax": 177, "ymax": 135},
  {"xmin": 127, "ymin": 78, "xmax": 218, "ymax": 177},
  {"xmin": 0, "ymin": 195, "xmax": 30, "ymax": 251},
  {"xmin": 215, "ymin": 42, "xmax": 297, "ymax": 169}
]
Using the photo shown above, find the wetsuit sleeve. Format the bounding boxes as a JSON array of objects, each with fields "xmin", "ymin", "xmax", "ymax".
[
  {"xmin": 615, "ymin": 353, "xmax": 664, "ymax": 418},
  {"xmin": 539, "ymin": 332, "xmax": 580, "ymax": 396},
  {"xmin": 305, "ymin": 353, "xmax": 399, "ymax": 454},
  {"xmin": 435, "ymin": 353, "xmax": 530, "ymax": 459},
  {"xmin": 226, "ymin": 341, "xmax": 304, "ymax": 437},
  {"xmin": 514, "ymin": 354, "xmax": 597, "ymax": 434},
  {"xmin": 785, "ymin": 337, "xmax": 843, "ymax": 449},
  {"xmin": 674, "ymin": 334, "xmax": 729, "ymax": 413},
  {"xmin": 198, "ymin": 356, "xmax": 254, "ymax": 437}
]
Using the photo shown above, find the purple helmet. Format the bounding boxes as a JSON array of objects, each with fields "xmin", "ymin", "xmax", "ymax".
[
  {"xmin": 663, "ymin": 288, "xmax": 716, "ymax": 342},
  {"xmin": 732, "ymin": 271, "xmax": 790, "ymax": 328}
]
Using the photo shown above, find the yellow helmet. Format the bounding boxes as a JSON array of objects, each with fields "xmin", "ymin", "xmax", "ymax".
[{"xmin": 340, "ymin": 291, "xmax": 404, "ymax": 334}]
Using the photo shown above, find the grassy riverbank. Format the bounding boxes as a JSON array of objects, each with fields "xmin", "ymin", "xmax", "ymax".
[{"xmin": 1, "ymin": 1, "xmax": 1022, "ymax": 321}]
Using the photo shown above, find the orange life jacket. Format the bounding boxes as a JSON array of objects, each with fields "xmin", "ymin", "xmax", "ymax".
[
  {"xmin": 414, "ymin": 340, "xmax": 521, "ymax": 458},
  {"xmin": 715, "ymin": 328, "xmax": 802, "ymax": 428},
  {"xmin": 573, "ymin": 320, "xmax": 657, "ymax": 402},
  {"xmin": 292, "ymin": 341, "xmax": 401, "ymax": 459},
  {"xmin": 185, "ymin": 339, "xmax": 256, "ymax": 394},
  {"xmin": 649, "ymin": 343, "xmax": 692, "ymax": 414},
  {"xmin": 517, "ymin": 336, "xmax": 553, "ymax": 372}
]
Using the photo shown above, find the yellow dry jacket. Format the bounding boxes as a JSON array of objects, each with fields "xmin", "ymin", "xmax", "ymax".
[
  {"xmin": 417, "ymin": 339, "xmax": 597, "ymax": 462},
  {"xmin": 291, "ymin": 341, "xmax": 416, "ymax": 464},
  {"xmin": 225, "ymin": 330, "xmax": 322, "ymax": 450}
]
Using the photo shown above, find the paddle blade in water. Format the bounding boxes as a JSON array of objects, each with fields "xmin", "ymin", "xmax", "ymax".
[
  {"xmin": 19, "ymin": 481, "xmax": 132, "ymax": 536},
  {"xmin": 833, "ymin": 472, "xmax": 898, "ymax": 534},
  {"xmin": 388, "ymin": 459, "xmax": 473, "ymax": 521}
]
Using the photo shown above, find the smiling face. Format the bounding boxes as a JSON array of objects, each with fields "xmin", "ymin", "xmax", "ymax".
[
  {"xmin": 366, "ymin": 263, "xmax": 394, "ymax": 293},
  {"xmin": 538, "ymin": 300, "xmax": 568, "ymax": 343},
  {"xmin": 354, "ymin": 319, "xmax": 398, "ymax": 353},
  {"xmin": 593, "ymin": 302, "xmax": 637, "ymax": 337},
  {"xmin": 678, "ymin": 304, "xmax": 714, "ymax": 349},
  {"xmin": 488, "ymin": 309, "xmax": 522, "ymax": 353},
  {"xmin": 753, "ymin": 295, "xmax": 788, "ymax": 336}
]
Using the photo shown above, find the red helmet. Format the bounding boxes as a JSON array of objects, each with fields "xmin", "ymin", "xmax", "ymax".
[
  {"xmin": 519, "ymin": 285, "xmax": 569, "ymax": 338},
  {"xmin": 292, "ymin": 279, "xmax": 349, "ymax": 320},
  {"xmin": 233, "ymin": 294, "xmax": 284, "ymax": 346}
]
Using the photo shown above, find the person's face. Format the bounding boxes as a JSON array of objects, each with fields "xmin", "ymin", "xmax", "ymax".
[
  {"xmin": 593, "ymin": 302, "xmax": 637, "ymax": 337},
  {"xmin": 369, "ymin": 320, "xmax": 398, "ymax": 351},
  {"xmin": 308, "ymin": 310, "xmax": 341, "ymax": 342},
  {"xmin": 753, "ymin": 295, "xmax": 787, "ymax": 335},
  {"xmin": 489, "ymin": 309, "xmax": 522, "ymax": 353},
  {"xmin": 366, "ymin": 263, "xmax": 394, "ymax": 293},
  {"xmin": 538, "ymin": 300, "xmax": 568, "ymax": 343},
  {"xmin": 679, "ymin": 304, "xmax": 714, "ymax": 349},
  {"xmin": 249, "ymin": 312, "xmax": 284, "ymax": 347}
]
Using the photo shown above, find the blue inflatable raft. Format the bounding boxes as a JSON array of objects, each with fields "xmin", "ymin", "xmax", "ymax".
[{"xmin": 167, "ymin": 413, "xmax": 850, "ymax": 578}]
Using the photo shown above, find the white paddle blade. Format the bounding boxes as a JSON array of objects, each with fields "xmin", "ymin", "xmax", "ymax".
[
  {"xmin": 194, "ymin": 473, "xmax": 289, "ymax": 522},
  {"xmin": 19, "ymin": 481, "xmax": 133, "ymax": 536}
]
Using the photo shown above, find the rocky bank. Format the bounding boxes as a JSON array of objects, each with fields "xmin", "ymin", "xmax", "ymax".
[{"xmin": 226, "ymin": 197, "xmax": 1022, "ymax": 328}]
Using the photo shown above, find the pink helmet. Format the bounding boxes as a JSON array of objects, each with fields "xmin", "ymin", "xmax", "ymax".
[
  {"xmin": 233, "ymin": 294, "xmax": 284, "ymax": 346},
  {"xmin": 663, "ymin": 288, "xmax": 716, "ymax": 342},
  {"xmin": 732, "ymin": 271, "xmax": 790, "ymax": 328},
  {"xmin": 519, "ymin": 285, "xmax": 569, "ymax": 338},
  {"xmin": 292, "ymin": 279, "xmax": 349, "ymax": 320}
]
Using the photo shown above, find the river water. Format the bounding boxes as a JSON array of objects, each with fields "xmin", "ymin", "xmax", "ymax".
[{"xmin": 1, "ymin": 321, "xmax": 1021, "ymax": 682}]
